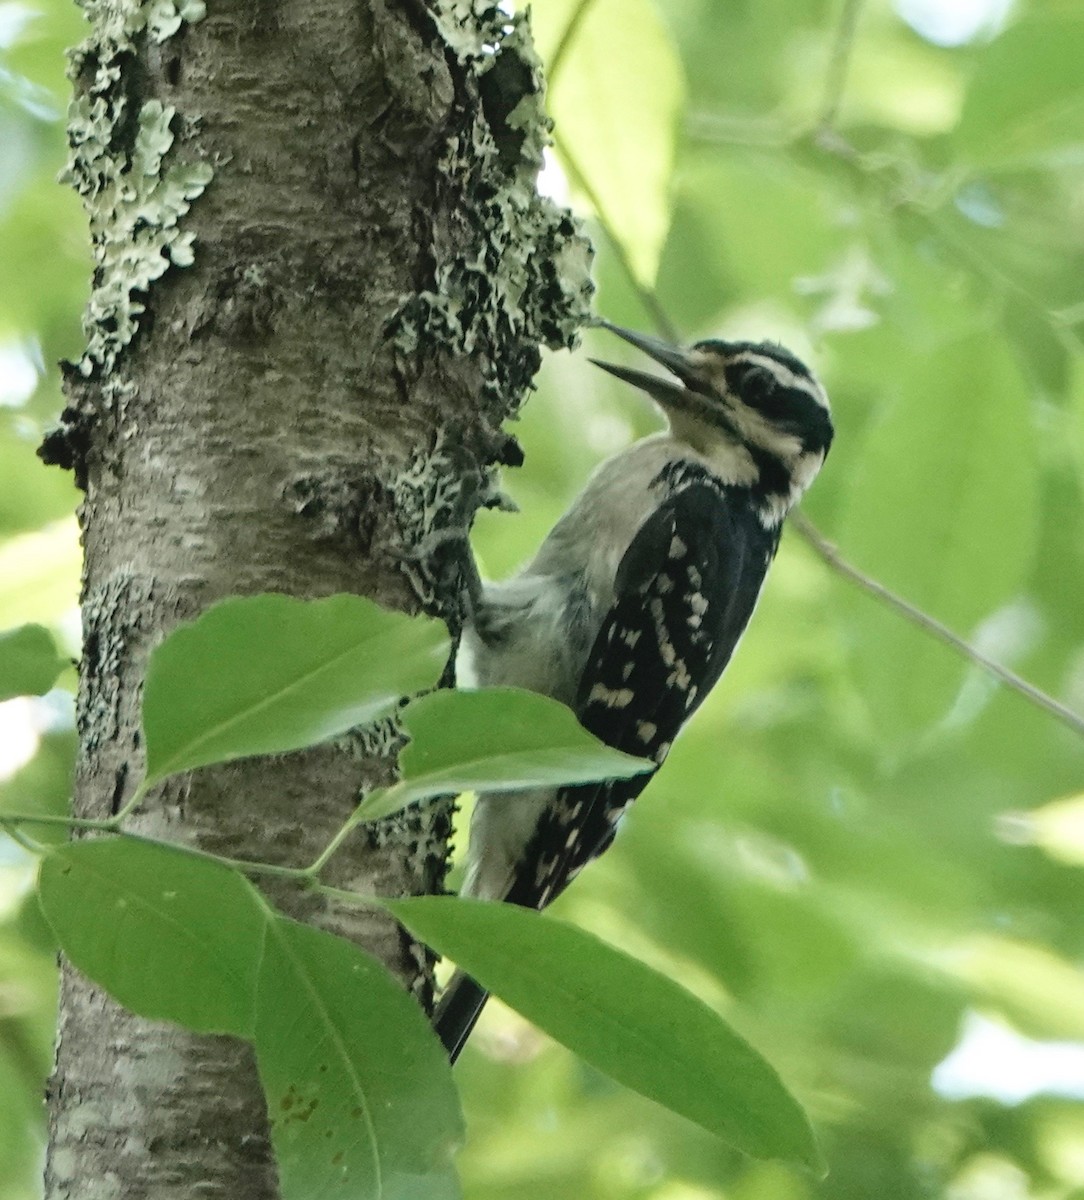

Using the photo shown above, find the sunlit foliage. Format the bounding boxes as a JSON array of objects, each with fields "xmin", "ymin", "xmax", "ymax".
[{"xmin": 1, "ymin": 0, "xmax": 1083, "ymax": 1197}]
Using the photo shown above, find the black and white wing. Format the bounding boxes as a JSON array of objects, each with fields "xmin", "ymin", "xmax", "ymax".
[
  {"xmin": 436, "ymin": 471, "xmax": 779, "ymax": 1061},
  {"xmin": 504, "ymin": 470, "xmax": 780, "ymax": 910}
]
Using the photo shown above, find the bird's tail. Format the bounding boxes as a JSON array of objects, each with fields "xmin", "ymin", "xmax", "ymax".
[{"xmin": 433, "ymin": 970, "xmax": 490, "ymax": 1063}]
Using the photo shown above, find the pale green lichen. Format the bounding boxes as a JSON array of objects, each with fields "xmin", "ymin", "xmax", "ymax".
[
  {"xmin": 75, "ymin": 0, "xmax": 205, "ymax": 45},
  {"xmin": 430, "ymin": 0, "xmax": 499, "ymax": 63},
  {"xmin": 64, "ymin": 0, "xmax": 210, "ymax": 377},
  {"xmin": 395, "ymin": 3, "xmax": 594, "ymax": 413},
  {"xmin": 492, "ymin": 16, "xmax": 553, "ymax": 184}
]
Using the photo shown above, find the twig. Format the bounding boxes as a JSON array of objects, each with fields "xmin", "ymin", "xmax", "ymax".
[
  {"xmin": 548, "ymin": 0, "xmax": 597, "ymax": 89},
  {"xmin": 582, "ymin": 214, "xmax": 1082, "ymax": 736},
  {"xmin": 546, "ymin": 14, "xmax": 1082, "ymax": 742},
  {"xmin": 553, "ymin": 133, "xmax": 680, "ymax": 343},
  {"xmin": 818, "ymin": 0, "xmax": 865, "ymax": 132},
  {"xmin": 790, "ymin": 513, "xmax": 1084, "ymax": 738}
]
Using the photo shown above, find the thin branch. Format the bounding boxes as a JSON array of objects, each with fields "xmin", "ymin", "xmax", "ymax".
[
  {"xmin": 553, "ymin": 132, "xmax": 680, "ymax": 343},
  {"xmin": 790, "ymin": 513, "xmax": 1084, "ymax": 738},
  {"xmin": 0, "ymin": 813, "xmax": 327, "ymax": 881},
  {"xmin": 818, "ymin": 0, "xmax": 865, "ymax": 132},
  {"xmin": 548, "ymin": 0, "xmax": 598, "ymax": 89},
  {"xmin": 550, "ymin": 43, "xmax": 1082, "ymax": 741},
  {"xmin": 568, "ymin": 184, "xmax": 1084, "ymax": 740},
  {"xmin": 685, "ymin": 110, "xmax": 793, "ymax": 149}
]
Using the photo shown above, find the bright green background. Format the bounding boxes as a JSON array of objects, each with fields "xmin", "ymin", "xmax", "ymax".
[{"xmin": 2, "ymin": 0, "xmax": 1084, "ymax": 1197}]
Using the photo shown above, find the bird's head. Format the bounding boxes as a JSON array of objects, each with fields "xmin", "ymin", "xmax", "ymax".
[{"xmin": 591, "ymin": 321, "xmax": 833, "ymax": 518}]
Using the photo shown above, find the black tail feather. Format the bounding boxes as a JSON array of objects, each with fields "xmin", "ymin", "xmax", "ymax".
[{"xmin": 434, "ymin": 970, "xmax": 490, "ymax": 1063}]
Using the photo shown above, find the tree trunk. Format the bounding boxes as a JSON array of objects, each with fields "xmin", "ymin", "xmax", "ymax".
[{"xmin": 41, "ymin": 0, "xmax": 590, "ymax": 1194}]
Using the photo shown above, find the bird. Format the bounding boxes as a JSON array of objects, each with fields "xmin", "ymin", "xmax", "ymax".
[{"xmin": 434, "ymin": 320, "xmax": 833, "ymax": 1061}]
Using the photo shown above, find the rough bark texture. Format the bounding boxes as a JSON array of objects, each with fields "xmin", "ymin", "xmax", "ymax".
[{"xmin": 42, "ymin": 0, "xmax": 591, "ymax": 1194}]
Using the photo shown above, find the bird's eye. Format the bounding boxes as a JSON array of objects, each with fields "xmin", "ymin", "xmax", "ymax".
[{"xmin": 737, "ymin": 365, "xmax": 777, "ymax": 408}]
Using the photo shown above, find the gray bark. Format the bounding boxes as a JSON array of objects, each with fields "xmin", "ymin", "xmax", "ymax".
[{"xmin": 41, "ymin": 0, "xmax": 590, "ymax": 1194}]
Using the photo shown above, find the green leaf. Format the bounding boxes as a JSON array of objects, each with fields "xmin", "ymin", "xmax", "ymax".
[
  {"xmin": 0, "ymin": 416, "xmax": 81, "ymax": 536},
  {"xmin": 534, "ymin": 0, "xmax": 684, "ymax": 285},
  {"xmin": 1020, "ymin": 792, "xmax": 1084, "ymax": 869},
  {"xmin": 946, "ymin": 935, "xmax": 1084, "ymax": 1042},
  {"xmin": 256, "ymin": 916, "xmax": 463, "ymax": 1200},
  {"xmin": 839, "ymin": 332, "xmax": 1039, "ymax": 736},
  {"xmin": 0, "ymin": 520, "xmax": 82, "ymax": 629},
  {"xmin": 37, "ymin": 839, "xmax": 264, "ymax": 1036},
  {"xmin": 36, "ymin": 838, "xmax": 466, "ymax": 1196},
  {"xmin": 661, "ymin": 154, "xmax": 840, "ymax": 320},
  {"xmin": 356, "ymin": 688, "xmax": 653, "ymax": 821},
  {"xmin": 955, "ymin": 16, "xmax": 1084, "ymax": 167},
  {"xmin": 0, "ymin": 729, "xmax": 76, "ymax": 846},
  {"xmin": 0, "ymin": 622, "xmax": 65, "ymax": 700},
  {"xmin": 387, "ymin": 896, "xmax": 823, "ymax": 1175},
  {"xmin": 142, "ymin": 593, "xmax": 449, "ymax": 787}
]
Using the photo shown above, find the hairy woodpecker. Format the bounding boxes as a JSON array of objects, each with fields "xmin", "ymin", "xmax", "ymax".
[{"xmin": 435, "ymin": 321, "xmax": 833, "ymax": 1061}]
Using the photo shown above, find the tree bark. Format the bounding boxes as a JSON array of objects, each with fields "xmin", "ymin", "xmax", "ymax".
[{"xmin": 41, "ymin": 0, "xmax": 590, "ymax": 1194}]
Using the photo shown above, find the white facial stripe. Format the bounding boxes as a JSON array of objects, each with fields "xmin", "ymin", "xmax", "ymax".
[
  {"xmin": 666, "ymin": 409, "xmax": 760, "ymax": 485},
  {"xmin": 726, "ymin": 350, "xmax": 830, "ymax": 411}
]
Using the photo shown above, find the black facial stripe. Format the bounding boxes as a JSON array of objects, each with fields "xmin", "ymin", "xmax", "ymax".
[
  {"xmin": 745, "ymin": 444, "xmax": 793, "ymax": 498},
  {"xmin": 799, "ymin": 404, "xmax": 834, "ymax": 454},
  {"xmin": 767, "ymin": 391, "xmax": 832, "ymax": 454},
  {"xmin": 726, "ymin": 363, "xmax": 815, "ymax": 416},
  {"xmin": 719, "ymin": 362, "xmax": 833, "ymax": 456}
]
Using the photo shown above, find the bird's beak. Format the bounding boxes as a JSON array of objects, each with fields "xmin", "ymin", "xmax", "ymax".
[{"xmin": 589, "ymin": 321, "xmax": 705, "ymax": 408}]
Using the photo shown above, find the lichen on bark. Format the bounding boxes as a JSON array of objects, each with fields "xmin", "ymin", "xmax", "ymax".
[
  {"xmin": 394, "ymin": 1, "xmax": 593, "ymax": 410},
  {"xmin": 383, "ymin": 2, "xmax": 593, "ymax": 620},
  {"xmin": 63, "ymin": 0, "xmax": 211, "ymax": 378}
]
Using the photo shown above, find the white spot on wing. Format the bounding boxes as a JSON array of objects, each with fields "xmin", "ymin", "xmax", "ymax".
[{"xmin": 588, "ymin": 683, "xmax": 634, "ymax": 708}]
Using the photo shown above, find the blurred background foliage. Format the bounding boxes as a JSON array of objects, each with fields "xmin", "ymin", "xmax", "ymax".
[{"xmin": 1, "ymin": 0, "xmax": 1083, "ymax": 1197}]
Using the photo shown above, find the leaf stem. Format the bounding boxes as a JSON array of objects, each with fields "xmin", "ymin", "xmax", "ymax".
[
  {"xmin": 0, "ymin": 812, "xmax": 120, "ymax": 833},
  {"xmin": 304, "ymin": 785, "xmax": 402, "ymax": 875},
  {"xmin": 102, "ymin": 830, "xmax": 315, "ymax": 884},
  {"xmin": 312, "ymin": 882, "xmax": 383, "ymax": 909},
  {"xmin": 0, "ymin": 819, "xmax": 43, "ymax": 854},
  {"xmin": 110, "ymin": 780, "xmax": 149, "ymax": 825}
]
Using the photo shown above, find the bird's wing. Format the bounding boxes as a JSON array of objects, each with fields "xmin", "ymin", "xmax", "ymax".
[{"xmin": 504, "ymin": 474, "xmax": 779, "ymax": 909}]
